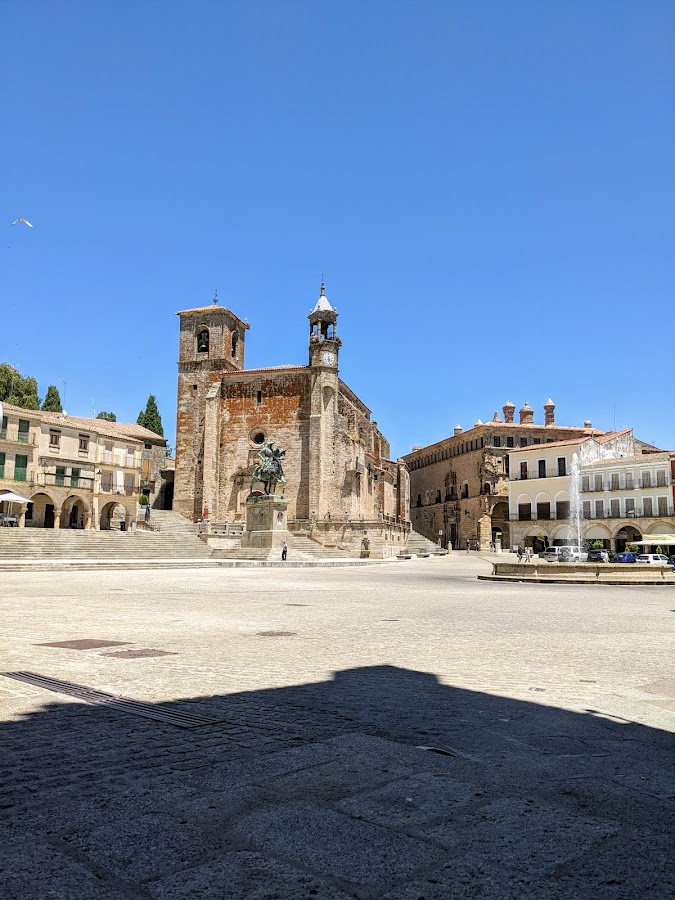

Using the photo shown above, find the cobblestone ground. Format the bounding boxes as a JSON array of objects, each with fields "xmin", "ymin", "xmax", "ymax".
[{"xmin": 0, "ymin": 554, "xmax": 673, "ymax": 899}]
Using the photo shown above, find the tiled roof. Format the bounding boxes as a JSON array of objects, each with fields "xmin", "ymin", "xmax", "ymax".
[
  {"xmin": 511, "ymin": 436, "xmax": 596, "ymax": 452},
  {"xmin": 1, "ymin": 403, "xmax": 165, "ymax": 444},
  {"xmin": 177, "ymin": 305, "xmax": 250, "ymax": 328},
  {"xmin": 222, "ymin": 365, "xmax": 306, "ymax": 374},
  {"xmin": 584, "ymin": 451, "xmax": 674, "ymax": 466}
]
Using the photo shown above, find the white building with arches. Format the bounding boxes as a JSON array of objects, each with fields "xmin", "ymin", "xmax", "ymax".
[{"xmin": 507, "ymin": 429, "xmax": 675, "ymax": 554}]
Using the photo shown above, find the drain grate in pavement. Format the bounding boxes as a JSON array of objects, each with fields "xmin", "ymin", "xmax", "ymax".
[
  {"xmin": 35, "ymin": 639, "xmax": 132, "ymax": 650},
  {"xmin": 256, "ymin": 631, "xmax": 297, "ymax": 637},
  {"xmin": 100, "ymin": 649, "xmax": 178, "ymax": 659},
  {"xmin": 0, "ymin": 672, "xmax": 224, "ymax": 728}
]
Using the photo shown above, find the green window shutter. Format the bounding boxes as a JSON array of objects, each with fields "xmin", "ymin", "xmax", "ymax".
[
  {"xmin": 55, "ymin": 466, "xmax": 65, "ymax": 487},
  {"xmin": 15, "ymin": 454, "xmax": 28, "ymax": 482},
  {"xmin": 71, "ymin": 468, "xmax": 80, "ymax": 488},
  {"xmin": 0, "ymin": 452, "xmax": 5, "ymax": 478}
]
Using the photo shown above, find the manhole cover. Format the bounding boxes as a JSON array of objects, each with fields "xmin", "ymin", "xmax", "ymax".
[
  {"xmin": 256, "ymin": 631, "xmax": 297, "ymax": 637},
  {"xmin": 100, "ymin": 649, "xmax": 178, "ymax": 659},
  {"xmin": 35, "ymin": 639, "xmax": 132, "ymax": 650}
]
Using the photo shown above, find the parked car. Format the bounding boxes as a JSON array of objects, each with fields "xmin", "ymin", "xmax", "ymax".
[
  {"xmin": 635, "ymin": 554, "xmax": 670, "ymax": 565},
  {"xmin": 668, "ymin": 555, "xmax": 675, "ymax": 568},
  {"xmin": 544, "ymin": 545, "xmax": 587, "ymax": 562},
  {"xmin": 610, "ymin": 552, "xmax": 638, "ymax": 563},
  {"xmin": 587, "ymin": 548, "xmax": 609, "ymax": 562}
]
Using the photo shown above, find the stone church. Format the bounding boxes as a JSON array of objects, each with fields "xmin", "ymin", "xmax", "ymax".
[{"xmin": 174, "ymin": 283, "xmax": 410, "ymax": 555}]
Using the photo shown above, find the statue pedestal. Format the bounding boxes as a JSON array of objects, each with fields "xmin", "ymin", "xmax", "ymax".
[{"xmin": 241, "ymin": 495, "xmax": 290, "ymax": 553}]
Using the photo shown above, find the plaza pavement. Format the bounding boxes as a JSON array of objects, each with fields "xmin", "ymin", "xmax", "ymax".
[{"xmin": 0, "ymin": 553, "xmax": 673, "ymax": 899}]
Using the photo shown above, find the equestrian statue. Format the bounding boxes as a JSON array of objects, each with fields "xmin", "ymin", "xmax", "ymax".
[{"xmin": 250, "ymin": 440, "xmax": 286, "ymax": 496}]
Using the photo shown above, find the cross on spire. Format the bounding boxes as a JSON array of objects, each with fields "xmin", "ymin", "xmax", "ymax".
[{"xmin": 212, "ymin": 288, "xmax": 219, "ymax": 305}]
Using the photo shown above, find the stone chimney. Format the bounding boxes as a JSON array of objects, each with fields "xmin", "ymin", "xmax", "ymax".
[
  {"xmin": 502, "ymin": 401, "xmax": 515, "ymax": 424},
  {"xmin": 543, "ymin": 398, "xmax": 555, "ymax": 426},
  {"xmin": 453, "ymin": 424, "xmax": 462, "ymax": 436},
  {"xmin": 584, "ymin": 419, "xmax": 592, "ymax": 429},
  {"xmin": 519, "ymin": 401, "xmax": 534, "ymax": 425},
  {"xmin": 492, "ymin": 411, "xmax": 502, "ymax": 423}
]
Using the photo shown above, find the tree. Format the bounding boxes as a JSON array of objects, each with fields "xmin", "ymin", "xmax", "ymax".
[
  {"xmin": 0, "ymin": 363, "xmax": 40, "ymax": 410},
  {"xmin": 41, "ymin": 385, "xmax": 63, "ymax": 412},
  {"xmin": 96, "ymin": 411, "xmax": 117, "ymax": 422},
  {"xmin": 137, "ymin": 395, "xmax": 164, "ymax": 436}
]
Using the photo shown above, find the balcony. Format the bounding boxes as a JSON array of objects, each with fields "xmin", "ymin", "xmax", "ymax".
[
  {"xmin": 97, "ymin": 450, "xmax": 141, "ymax": 468},
  {"xmin": 510, "ymin": 508, "xmax": 674, "ymax": 522},
  {"xmin": 36, "ymin": 472, "xmax": 95, "ymax": 490},
  {"xmin": 0, "ymin": 427, "xmax": 37, "ymax": 447}
]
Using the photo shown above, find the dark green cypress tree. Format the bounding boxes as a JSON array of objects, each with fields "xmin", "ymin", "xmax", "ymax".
[
  {"xmin": 138, "ymin": 395, "xmax": 163, "ymax": 436},
  {"xmin": 41, "ymin": 385, "xmax": 63, "ymax": 412}
]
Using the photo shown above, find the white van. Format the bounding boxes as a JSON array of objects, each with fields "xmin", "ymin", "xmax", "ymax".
[
  {"xmin": 544, "ymin": 545, "xmax": 587, "ymax": 562},
  {"xmin": 635, "ymin": 554, "xmax": 669, "ymax": 565}
]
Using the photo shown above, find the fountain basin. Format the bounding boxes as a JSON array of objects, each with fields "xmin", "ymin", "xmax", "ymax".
[{"xmin": 479, "ymin": 562, "xmax": 675, "ymax": 585}]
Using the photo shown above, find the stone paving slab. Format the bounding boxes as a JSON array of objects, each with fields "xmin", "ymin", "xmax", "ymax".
[{"xmin": 0, "ymin": 555, "xmax": 673, "ymax": 898}]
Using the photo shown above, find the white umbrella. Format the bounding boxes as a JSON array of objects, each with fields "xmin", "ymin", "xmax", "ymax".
[{"xmin": 0, "ymin": 491, "xmax": 31, "ymax": 504}]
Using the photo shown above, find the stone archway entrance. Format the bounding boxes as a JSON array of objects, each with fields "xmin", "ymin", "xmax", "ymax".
[
  {"xmin": 615, "ymin": 525, "xmax": 641, "ymax": 553},
  {"xmin": 27, "ymin": 492, "xmax": 57, "ymax": 528},
  {"xmin": 99, "ymin": 501, "xmax": 131, "ymax": 531},
  {"xmin": 61, "ymin": 494, "xmax": 90, "ymax": 529}
]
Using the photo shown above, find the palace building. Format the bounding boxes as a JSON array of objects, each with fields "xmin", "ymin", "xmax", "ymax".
[{"xmin": 174, "ymin": 283, "xmax": 410, "ymax": 556}]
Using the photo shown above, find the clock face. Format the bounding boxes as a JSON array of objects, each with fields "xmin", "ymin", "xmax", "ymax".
[{"xmin": 322, "ymin": 351, "xmax": 335, "ymax": 365}]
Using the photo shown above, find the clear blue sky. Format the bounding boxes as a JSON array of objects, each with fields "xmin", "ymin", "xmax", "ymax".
[{"xmin": 2, "ymin": 1, "xmax": 673, "ymax": 456}]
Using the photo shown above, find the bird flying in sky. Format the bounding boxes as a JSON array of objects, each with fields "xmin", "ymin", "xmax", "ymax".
[{"xmin": 10, "ymin": 217, "xmax": 33, "ymax": 227}]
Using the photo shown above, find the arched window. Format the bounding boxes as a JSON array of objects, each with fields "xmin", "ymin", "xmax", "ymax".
[
  {"xmin": 231, "ymin": 332, "xmax": 238, "ymax": 358},
  {"xmin": 196, "ymin": 328, "xmax": 209, "ymax": 353}
]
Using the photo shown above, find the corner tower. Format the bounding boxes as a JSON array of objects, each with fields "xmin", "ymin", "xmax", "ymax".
[
  {"xmin": 174, "ymin": 295, "xmax": 249, "ymax": 520},
  {"xmin": 307, "ymin": 281, "xmax": 341, "ymax": 517}
]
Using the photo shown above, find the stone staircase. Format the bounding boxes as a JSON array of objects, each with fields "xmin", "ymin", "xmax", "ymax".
[
  {"xmin": 210, "ymin": 532, "xmax": 352, "ymax": 561},
  {"xmin": 400, "ymin": 530, "xmax": 448, "ymax": 558},
  {"xmin": 0, "ymin": 524, "xmax": 212, "ymax": 561}
]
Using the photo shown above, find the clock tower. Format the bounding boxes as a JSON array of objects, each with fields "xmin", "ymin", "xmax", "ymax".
[
  {"xmin": 308, "ymin": 279, "xmax": 341, "ymax": 368},
  {"xmin": 308, "ymin": 281, "xmax": 341, "ymax": 517}
]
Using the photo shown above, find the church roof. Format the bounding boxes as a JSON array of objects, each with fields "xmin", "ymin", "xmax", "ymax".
[
  {"xmin": 310, "ymin": 280, "xmax": 335, "ymax": 314},
  {"xmin": 176, "ymin": 303, "xmax": 250, "ymax": 329}
]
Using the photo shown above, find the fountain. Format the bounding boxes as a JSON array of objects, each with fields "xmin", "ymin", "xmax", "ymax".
[{"xmin": 568, "ymin": 452, "xmax": 584, "ymax": 551}]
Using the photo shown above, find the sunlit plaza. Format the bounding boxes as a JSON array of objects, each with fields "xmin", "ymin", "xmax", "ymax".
[{"xmin": 1, "ymin": 555, "xmax": 672, "ymax": 898}]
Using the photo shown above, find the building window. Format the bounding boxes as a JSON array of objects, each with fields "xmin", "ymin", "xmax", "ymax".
[
  {"xmin": 595, "ymin": 500, "xmax": 604, "ymax": 518},
  {"xmin": 581, "ymin": 475, "xmax": 590, "ymax": 492},
  {"xmin": 71, "ymin": 468, "xmax": 80, "ymax": 488},
  {"xmin": 231, "ymin": 332, "xmax": 238, "ymax": 358},
  {"xmin": 49, "ymin": 430, "xmax": 61, "ymax": 448},
  {"xmin": 55, "ymin": 466, "xmax": 65, "ymax": 487},
  {"xmin": 193, "ymin": 384, "xmax": 198, "ymax": 391},
  {"xmin": 538, "ymin": 459, "xmax": 546, "ymax": 478},
  {"xmin": 520, "ymin": 461, "xmax": 528, "ymax": 480},
  {"xmin": 416, "ymin": 494, "xmax": 422, "ymax": 507},
  {"xmin": 504, "ymin": 456, "xmax": 510, "ymax": 474},
  {"xmin": 582, "ymin": 501, "xmax": 591, "ymax": 518},
  {"xmin": 101, "ymin": 472, "xmax": 112, "ymax": 493},
  {"xmin": 0, "ymin": 415, "xmax": 6, "ymax": 438},
  {"xmin": 546, "ymin": 438, "xmax": 554, "ymax": 443},
  {"xmin": 18, "ymin": 419, "xmax": 30, "ymax": 442},
  {"xmin": 641, "ymin": 471, "xmax": 651, "ymax": 488},
  {"xmin": 126, "ymin": 447, "xmax": 135, "ymax": 466},
  {"xmin": 251, "ymin": 431, "xmax": 265, "ymax": 446},
  {"xmin": 656, "ymin": 470, "xmax": 667, "ymax": 487},
  {"xmin": 145, "ymin": 443, "xmax": 152, "ymax": 450},
  {"xmin": 533, "ymin": 437, "xmax": 541, "ymax": 444},
  {"xmin": 256, "ymin": 390, "xmax": 262, "ymax": 406},
  {"xmin": 643, "ymin": 497, "xmax": 653, "ymax": 517},
  {"xmin": 518, "ymin": 503, "xmax": 531, "ymax": 521},
  {"xmin": 461, "ymin": 483, "xmax": 469, "ymax": 499},
  {"xmin": 520, "ymin": 437, "xmax": 527, "ymax": 447},
  {"xmin": 557, "ymin": 500, "xmax": 570, "ymax": 520},
  {"xmin": 104, "ymin": 443, "xmax": 113, "ymax": 464},
  {"xmin": 658, "ymin": 496, "xmax": 668, "ymax": 516},
  {"xmin": 0, "ymin": 452, "xmax": 4, "ymax": 477},
  {"xmin": 625, "ymin": 498, "xmax": 635, "ymax": 516},
  {"xmin": 594, "ymin": 474, "xmax": 603, "ymax": 492},
  {"xmin": 14, "ymin": 454, "xmax": 28, "ymax": 482},
  {"xmin": 610, "ymin": 473, "xmax": 619, "ymax": 490},
  {"xmin": 537, "ymin": 502, "xmax": 551, "ymax": 520},
  {"xmin": 625, "ymin": 473, "xmax": 634, "ymax": 489},
  {"xmin": 557, "ymin": 457, "xmax": 566, "ymax": 477},
  {"xmin": 610, "ymin": 499, "xmax": 620, "ymax": 517},
  {"xmin": 436, "ymin": 490, "xmax": 441, "ymax": 503},
  {"xmin": 196, "ymin": 328, "xmax": 209, "ymax": 353},
  {"xmin": 79, "ymin": 434, "xmax": 89, "ymax": 452},
  {"xmin": 124, "ymin": 473, "xmax": 134, "ymax": 496},
  {"xmin": 493, "ymin": 436, "xmax": 501, "ymax": 448}
]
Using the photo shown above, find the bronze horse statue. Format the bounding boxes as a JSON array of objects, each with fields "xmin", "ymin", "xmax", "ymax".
[{"xmin": 250, "ymin": 443, "xmax": 286, "ymax": 496}]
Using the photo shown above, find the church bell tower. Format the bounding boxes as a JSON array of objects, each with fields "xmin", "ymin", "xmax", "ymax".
[{"xmin": 307, "ymin": 280, "xmax": 341, "ymax": 517}]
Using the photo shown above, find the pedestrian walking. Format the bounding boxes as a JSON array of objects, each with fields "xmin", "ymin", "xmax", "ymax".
[
  {"xmin": 466, "ymin": 539, "xmax": 470, "ymax": 553},
  {"xmin": 517, "ymin": 547, "xmax": 523, "ymax": 562},
  {"xmin": 281, "ymin": 541, "xmax": 288, "ymax": 561},
  {"xmin": 525, "ymin": 547, "xmax": 531, "ymax": 562}
]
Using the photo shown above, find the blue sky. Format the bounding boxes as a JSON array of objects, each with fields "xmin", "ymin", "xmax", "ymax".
[{"xmin": 2, "ymin": 1, "xmax": 673, "ymax": 456}]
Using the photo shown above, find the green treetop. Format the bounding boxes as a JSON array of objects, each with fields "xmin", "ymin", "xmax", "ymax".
[
  {"xmin": 137, "ymin": 395, "xmax": 164, "ymax": 436},
  {"xmin": 0, "ymin": 363, "xmax": 40, "ymax": 410},
  {"xmin": 41, "ymin": 385, "xmax": 63, "ymax": 412},
  {"xmin": 96, "ymin": 411, "xmax": 117, "ymax": 422}
]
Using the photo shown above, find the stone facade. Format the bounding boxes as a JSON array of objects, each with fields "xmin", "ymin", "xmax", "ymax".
[
  {"xmin": 0, "ymin": 403, "xmax": 166, "ymax": 529},
  {"xmin": 174, "ymin": 284, "xmax": 409, "ymax": 552},
  {"xmin": 404, "ymin": 400, "xmax": 602, "ymax": 550},
  {"xmin": 507, "ymin": 430, "xmax": 675, "ymax": 553}
]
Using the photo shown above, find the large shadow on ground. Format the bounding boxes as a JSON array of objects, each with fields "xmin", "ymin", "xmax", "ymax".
[{"xmin": 0, "ymin": 663, "xmax": 673, "ymax": 899}]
